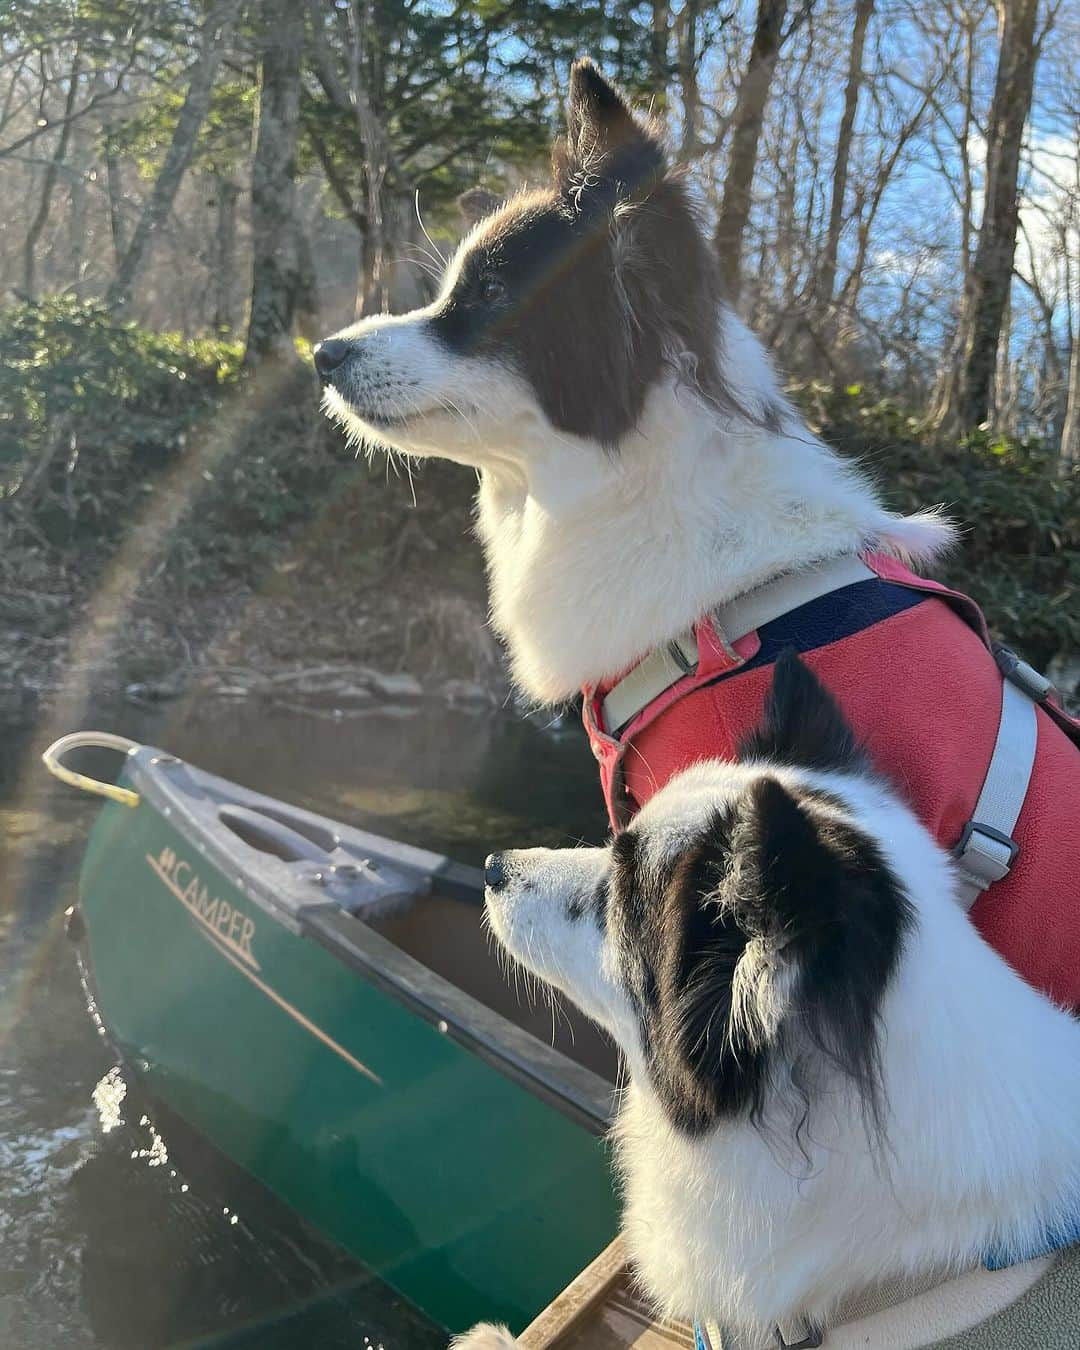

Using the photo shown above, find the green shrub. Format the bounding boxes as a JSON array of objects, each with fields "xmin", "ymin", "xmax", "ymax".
[
  {"xmin": 0, "ymin": 297, "xmax": 241, "ymax": 540},
  {"xmin": 793, "ymin": 381, "xmax": 1080, "ymax": 669},
  {"xmin": 0, "ymin": 299, "xmax": 349, "ymax": 595}
]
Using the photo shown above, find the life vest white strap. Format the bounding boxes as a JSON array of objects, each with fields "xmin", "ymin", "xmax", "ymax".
[
  {"xmin": 600, "ymin": 558, "xmax": 1046, "ymax": 914},
  {"xmin": 953, "ymin": 664, "xmax": 1040, "ymax": 911},
  {"xmin": 600, "ymin": 556, "xmax": 874, "ymax": 736},
  {"xmin": 715, "ymin": 555, "xmax": 875, "ymax": 653}
]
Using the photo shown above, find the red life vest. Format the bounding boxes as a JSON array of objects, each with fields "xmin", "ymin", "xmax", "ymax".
[{"xmin": 583, "ymin": 553, "xmax": 1080, "ymax": 1008}]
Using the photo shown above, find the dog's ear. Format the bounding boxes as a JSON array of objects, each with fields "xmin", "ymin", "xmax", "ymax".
[
  {"xmin": 731, "ymin": 776, "xmax": 910, "ymax": 1120},
  {"xmin": 740, "ymin": 650, "xmax": 866, "ymax": 773},
  {"xmin": 457, "ymin": 187, "xmax": 505, "ymax": 228},
  {"xmin": 728, "ymin": 776, "xmax": 852, "ymax": 941},
  {"xmin": 663, "ymin": 783, "xmax": 832, "ymax": 1123},
  {"xmin": 553, "ymin": 58, "xmax": 664, "ymax": 209},
  {"xmin": 566, "ymin": 59, "xmax": 640, "ymax": 158},
  {"xmin": 656, "ymin": 776, "xmax": 911, "ymax": 1134},
  {"xmin": 650, "ymin": 805, "xmax": 771, "ymax": 1133}
]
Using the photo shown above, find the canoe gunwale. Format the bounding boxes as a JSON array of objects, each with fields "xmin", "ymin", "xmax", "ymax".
[
  {"xmin": 303, "ymin": 906, "xmax": 613, "ymax": 1135},
  {"xmin": 120, "ymin": 746, "xmax": 615, "ymax": 1136}
]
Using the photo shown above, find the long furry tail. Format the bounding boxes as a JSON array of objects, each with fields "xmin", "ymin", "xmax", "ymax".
[{"xmin": 874, "ymin": 508, "xmax": 959, "ymax": 567}]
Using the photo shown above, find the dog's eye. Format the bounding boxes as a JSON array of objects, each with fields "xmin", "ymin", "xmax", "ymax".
[{"xmin": 480, "ymin": 275, "xmax": 507, "ymax": 303}]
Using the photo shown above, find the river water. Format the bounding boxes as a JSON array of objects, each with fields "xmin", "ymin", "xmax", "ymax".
[{"xmin": 0, "ymin": 692, "xmax": 608, "ymax": 1349}]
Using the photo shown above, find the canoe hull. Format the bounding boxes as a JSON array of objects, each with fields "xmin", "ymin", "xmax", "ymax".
[{"xmin": 77, "ymin": 761, "xmax": 617, "ymax": 1333}]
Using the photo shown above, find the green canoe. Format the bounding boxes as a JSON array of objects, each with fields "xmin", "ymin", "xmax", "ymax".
[{"xmin": 45, "ymin": 733, "xmax": 618, "ymax": 1335}]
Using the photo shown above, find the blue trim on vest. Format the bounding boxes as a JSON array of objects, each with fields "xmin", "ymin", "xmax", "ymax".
[
  {"xmin": 746, "ymin": 577, "xmax": 927, "ymax": 669},
  {"xmin": 693, "ymin": 577, "xmax": 929, "ymax": 703}
]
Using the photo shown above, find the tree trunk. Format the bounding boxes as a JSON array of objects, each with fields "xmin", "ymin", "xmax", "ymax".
[
  {"xmin": 675, "ymin": 0, "xmax": 703, "ymax": 161},
  {"xmin": 359, "ymin": 192, "xmax": 410, "ymax": 316},
  {"xmin": 990, "ymin": 284, "xmax": 1017, "ymax": 433},
  {"xmin": 938, "ymin": 0, "xmax": 1040, "ymax": 432},
  {"xmin": 103, "ymin": 122, "xmax": 127, "ymax": 264},
  {"xmin": 66, "ymin": 123, "xmax": 89, "ymax": 297},
  {"xmin": 928, "ymin": 16, "xmax": 979, "ymax": 428},
  {"xmin": 212, "ymin": 176, "xmax": 239, "ymax": 332},
  {"xmin": 106, "ymin": 0, "xmax": 240, "ymax": 310},
  {"xmin": 817, "ymin": 0, "xmax": 873, "ymax": 311},
  {"xmin": 294, "ymin": 223, "xmax": 320, "ymax": 340},
  {"xmin": 1062, "ymin": 245, "xmax": 1080, "ymax": 463},
  {"xmin": 713, "ymin": 0, "xmax": 789, "ymax": 301},
  {"xmin": 1014, "ymin": 246, "xmax": 1066, "ymax": 440},
  {"xmin": 244, "ymin": 0, "xmax": 304, "ymax": 363},
  {"xmin": 23, "ymin": 46, "xmax": 83, "ymax": 299},
  {"xmin": 1062, "ymin": 333, "xmax": 1080, "ymax": 467},
  {"xmin": 650, "ymin": 0, "xmax": 672, "ymax": 90},
  {"xmin": 957, "ymin": 16, "xmax": 977, "ymax": 289},
  {"xmin": 354, "ymin": 102, "xmax": 390, "ymax": 314},
  {"xmin": 341, "ymin": 0, "xmax": 394, "ymax": 315}
]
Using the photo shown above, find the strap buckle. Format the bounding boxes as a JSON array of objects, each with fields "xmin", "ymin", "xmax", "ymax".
[
  {"xmin": 994, "ymin": 644, "xmax": 1054, "ymax": 704},
  {"xmin": 955, "ymin": 820, "xmax": 1020, "ymax": 887},
  {"xmin": 774, "ymin": 1323, "xmax": 823, "ymax": 1349},
  {"xmin": 598, "ymin": 556, "xmax": 872, "ymax": 742},
  {"xmin": 667, "ymin": 633, "xmax": 699, "ymax": 676}
]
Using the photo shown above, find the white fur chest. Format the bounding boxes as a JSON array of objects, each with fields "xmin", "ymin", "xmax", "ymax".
[
  {"xmin": 615, "ymin": 1082, "xmax": 827, "ymax": 1332},
  {"xmin": 473, "ymin": 387, "xmax": 931, "ymax": 705}
]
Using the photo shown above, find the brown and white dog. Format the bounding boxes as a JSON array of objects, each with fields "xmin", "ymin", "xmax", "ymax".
[{"xmin": 314, "ymin": 58, "xmax": 954, "ymax": 710}]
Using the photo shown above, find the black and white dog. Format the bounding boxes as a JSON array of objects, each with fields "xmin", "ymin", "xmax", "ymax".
[
  {"xmin": 314, "ymin": 59, "xmax": 953, "ymax": 707},
  {"xmin": 471, "ymin": 655, "xmax": 1080, "ymax": 1345}
]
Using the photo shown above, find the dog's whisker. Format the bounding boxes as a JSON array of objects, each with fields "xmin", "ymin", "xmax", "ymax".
[{"xmin": 413, "ymin": 189, "xmax": 447, "ymax": 269}]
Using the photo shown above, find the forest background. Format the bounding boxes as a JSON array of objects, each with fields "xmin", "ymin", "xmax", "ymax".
[{"xmin": 2, "ymin": 0, "xmax": 1078, "ymax": 718}]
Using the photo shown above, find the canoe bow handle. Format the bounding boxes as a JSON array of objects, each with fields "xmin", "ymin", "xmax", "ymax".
[{"xmin": 42, "ymin": 732, "xmax": 141, "ymax": 808}]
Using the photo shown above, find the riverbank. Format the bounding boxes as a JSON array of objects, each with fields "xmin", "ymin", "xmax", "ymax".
[
  {"xmin": 1, "ymin": 508, "xmax": 505, "ymax": 723},
  {"xmin": 1, "ymin": 507, "xmax": 505, "ymax": 723},
  {"xmin": 2, "ymin": 304, "xmax": 1077, "ymax": 724},
  {"xmin": 1, "ymin": 318, "xmax": 506, "ymax": 722}
]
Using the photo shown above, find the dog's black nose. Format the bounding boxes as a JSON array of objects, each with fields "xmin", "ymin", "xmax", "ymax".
[
  {"xmin": 313, "ymin": 338, "xmax": 352, "ymax": 380},
  {"xmin": 484, "ymin": 853, "xmax": 508, "ymax": 892}
]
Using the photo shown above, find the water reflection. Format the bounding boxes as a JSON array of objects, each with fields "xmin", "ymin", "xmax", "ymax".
[{"xmin": 73, "ymin": 1073, "xmax": 444, "ymax": 1350}]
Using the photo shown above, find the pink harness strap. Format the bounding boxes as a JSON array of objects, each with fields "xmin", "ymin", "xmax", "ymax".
[{"xmin": 582, "ymin": 556, "xmax": 1080, "ymax": 1007}]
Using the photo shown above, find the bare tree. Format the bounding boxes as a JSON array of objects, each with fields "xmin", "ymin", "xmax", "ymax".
[
  {"xmin": 0, "ymin": 44, "xmax": 139, "ymax": 161},
  {"xmin": 936, "ymin": 0, "xmax": 1042, "ymax": 430},
  {"xmin": 816, "ymin": 0, "xmax": 874, "ymax": 311},
  {"xmin": 1060, "ymin": 136, "xmax": 1080, "ymax": 464},
  {"xmin": 1062, "ymin": 321, "xmax": 1080, "ymax": 464},
  {"xmin": 3, "ymin": 0, "xmax": 1077, "ymax": 448},
  {"xmin": 714, "ymin": 0, "xmax": 791, "ymax": 298},
  {"xmin": 650, "ymin": 0, "xmax": 673, "ymax": 90},
  {"xmin": 304, "ymin": 0, "xmax": 401, "ymax": 315},
  {"xmin": 211, "ymin": 176, "xmax": 240, "ymax": 332},
  {"xmin": 107, "ymin": 0, "xmax": 242, "ymax": 309},
  {"xmin": 835, "ymin": 77, "xmax": 936, "ymax": 316},
  {"xmin": 245, "ymin": 0, "xmax": 305, "ymax": 363},
  {"xmin": 674, "ymin": 0, "xmax": 705, "ymax": 160},
  {"xmin": 22, "ymin": 45, "xmax": 82, "ymax": 298},
  {"xmin": 348, "ymin": 0, "xmax": 397, "ymax": 315},
  {"xmin": 1015, "ymin": 215, "xmax": 1067, "ymax": 437}
]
